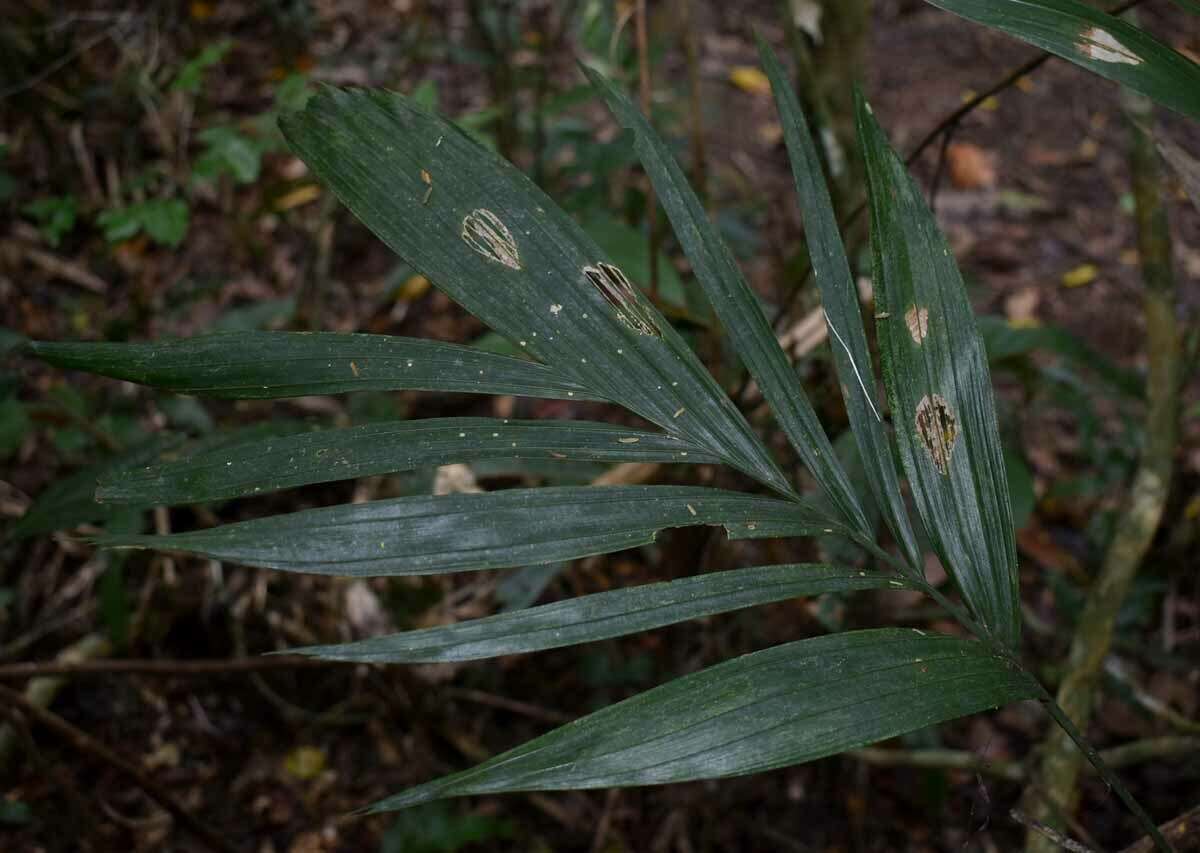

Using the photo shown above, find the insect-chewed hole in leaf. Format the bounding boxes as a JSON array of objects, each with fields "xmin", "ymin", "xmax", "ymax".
[
  {"xmin": 1076, "ymin": 27, "xmax": 1142, "ymax": 66},
  {"xmin": 914, "ymin": 393, "xmax": 960, "ymax": 476},
  {"xmin": 583, "ymin": 262, "xmax": 661, "ymax": 337},
  {"xmin": 905, "ymin": 305, "xmax": 929, "ymax": 344},
  {"xmin": 461, "ymin": 209, "xmax": 522, "ymax": 270}
]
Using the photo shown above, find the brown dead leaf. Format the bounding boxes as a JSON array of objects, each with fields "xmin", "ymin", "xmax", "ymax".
[
  {"xmin": 757, "ymin": 122, "xmax": 783, "ymax": 147},
  {"xmin": 289, "ymin": 827, "xmax": 339, "ymax": 853},
  {"xmin": 1017, "ymin": 524, "xmax": 1086, "ymax": 581},
  {"xmin": 946, "ymin": 142, "xmax": 997, "ymax": 190}
]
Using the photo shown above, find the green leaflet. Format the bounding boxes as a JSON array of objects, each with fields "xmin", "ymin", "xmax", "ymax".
[
  {"xmin": 583, "ymin": 67, "xmax": 868, "ymax": 532},
  {"xmin": 924, "ymin": 0, "xmax": 1200, "ymax": 120},
  {"xmin": 295, "ymin": 564, "xmax": 911, "ymax": 663},
  {"xmin": 27, "ymin": 333, "xmax": 596, "ymax": 401},
  {"xmin": 757, "ymin": 40, "xmax": 923, "ymax": 572},
  {"xmin": 279, "ymin": 88, "xmax": 792, "ymax": 495},
  {"xmin": 857, "ymin": 94, "xmax": 1021, "ymax": 649},
  {"xmin": 97, "ymin": 419, "xmax": 720, "ymax": 505},
  {"xmin": 98, "ymin": 486, "xmax": 847, "ymax": 577},
  {"xmin": 368, "ymin": 629, "xmax": 1038, "ymax": 810}
]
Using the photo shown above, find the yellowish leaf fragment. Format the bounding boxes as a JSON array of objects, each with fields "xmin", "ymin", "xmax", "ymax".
[
  {"xmin": 397, "ymin": 274, "xmax": 431, "ymax": 301},
  {"xmin": 274, "ymin": 184, "xmax": 321, "ymax": 211},
  {"xmin": 1062, "ymin": 263, "xmax": 1099, "ymax": 288},
  {"xmin": 729, "ymin": 66, "xmax": 771, "ymax": 96},
  {"xmin": 284, "ymin": 746, "xmax": 326, "ymax": 780}
]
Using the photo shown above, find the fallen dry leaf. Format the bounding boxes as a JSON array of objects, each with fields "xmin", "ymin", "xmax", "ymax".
[
  {"xmin": 946, "ymin": 142, "xmax": 997, "ymax": 190},
  {"xmin": 1017, "ymin": 524, "xmax": 1086, "ymax": 581}
]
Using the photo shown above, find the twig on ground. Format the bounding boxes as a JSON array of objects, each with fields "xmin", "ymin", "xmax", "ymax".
[
  {"xmin": 1104, "ymin": 658, "xmax": 1200, "ymax": 734},
  {"xmin": 0, "ymin": 633, "xmax": 110, "ymax": 770},
  {"xmin": 0, "ymin": 13, "xmax": 136, "ymax": 101},
  {"xmin": 1011, "ymin": 810, "xmax": 1098, "ymax": 853},
  {"xmin": 0, "ymin": 655, "xmax": 336, "ymax": 680},
  {"xmin": 8, "ymin": 241, "xmax": 107, "ymax": 293},
  {"xmin": 1120, "ymin": 803, "xmax": 1200, "ymax": 853},
  {"xmin": 850, "ymin": 736, "xmax": 1199, "ymax": 783},
  {"xmin": 0, "ymin": 683, "xmax": 239, "ymax": 853},
  {"xmin": 442, "ymin": 686, "xmax": 571, "ymax": 725}
]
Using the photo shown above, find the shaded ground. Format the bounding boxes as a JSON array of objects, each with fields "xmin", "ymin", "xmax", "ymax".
[{"xmin": 1, "ymin": 2, "xmax": 1198, "ymax": 851}]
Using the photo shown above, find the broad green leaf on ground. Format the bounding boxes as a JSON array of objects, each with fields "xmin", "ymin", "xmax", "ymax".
[
  {"xmin": 583, "ymin": 67, "xmax": 865, "ymax": 528},
  {"xmin": 98, "ymin": 486, "xmax": 847, "ymax": 577},
  {"xmin": 8, "ymin": 436, "xmax": 178, "ymax": 539},
  {"xmin": 1156, "ymin": 132, "xmax": 1200, "ymax": 211},
  {"xmin": 27, "ymin": 333, "xmax": 596, "ymax": 401},
  {"xmin": 279, "ymin": 88, "xmax": 791, "ymax": 495},
  {"xmin": 171, "ymin": 39, "xmax": 233, "ymax": 93},
  {"xmin": 758, "ymin": 40, "xmax": 922, "ymax": 572},
  {"xmin": 366, "ymin": 629, "xmax": 1038, "ymax": 810},
  {"xmin": 977, "ymin": 315, "xmax": 1141, "ymax": 399},
  {"xmin": 96, "ymin": 199, "xmax": 189, "ymax": 247},
  {"xmin": 923, "ymin": 0, "xmax": 1200, "ymax": 120},
  {"xmin": 857, "ymin": 94, "xmax": 1020, "ymax": 649},
  {"xmin": 98, "ymin": 419, "xmax": 720, "ymax": 505},
  {"xmin": 295, "ymin": 564, "xmax": 911, "ymax": 663}
]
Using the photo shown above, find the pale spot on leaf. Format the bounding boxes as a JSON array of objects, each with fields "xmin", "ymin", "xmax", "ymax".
[
  {"xmin": 905, "ymin": 305, "xmax": 929, "ymax": 344},
  {"xmin": 462, "ymin": 209, "xmax": 521, "ymax": 269},
  {"xmin": 1077, "ymin": 27, "xmax": 1141, "ymax": 65}
]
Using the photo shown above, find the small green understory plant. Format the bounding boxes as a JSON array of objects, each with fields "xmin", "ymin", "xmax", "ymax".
[{"xmin": 20, "ymin": 2, "xmax": 1200, "ymax": 848}]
